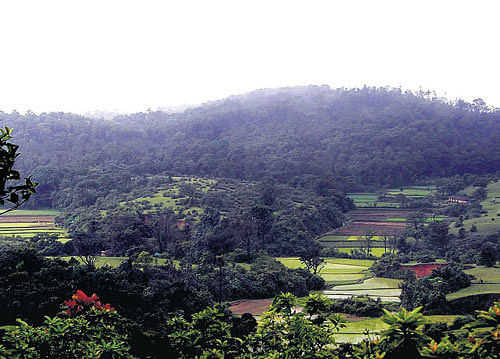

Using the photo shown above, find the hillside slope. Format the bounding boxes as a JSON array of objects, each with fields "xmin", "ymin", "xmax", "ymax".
[{"xmin": 1, "ymin": 85, "xmax": 499, "ymax": 209}]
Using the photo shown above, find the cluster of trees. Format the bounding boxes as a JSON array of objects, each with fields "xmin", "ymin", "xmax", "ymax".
[
  {"xmin": 0, "ymin": 248, "xmax": 323, "ymax": 328},
  {"xmin": 400, "ymin": 265, "xmax": 472, "ymax": 314},
  {"xmin": 3, "ymin": 290, "xmax": 500, "ymax": 358}
]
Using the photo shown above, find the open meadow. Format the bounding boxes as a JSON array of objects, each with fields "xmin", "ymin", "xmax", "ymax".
[
  {"xmin": 446, "ymin": 265, "xmax": 500, "ymax": 301},
  {"xmin": 449, "ymin": 180, "xmax": 500, "ymax": 236}
]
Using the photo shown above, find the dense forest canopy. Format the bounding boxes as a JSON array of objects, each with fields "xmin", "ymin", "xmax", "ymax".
[{"xmin": 1, "ymin": 85, "xmax": 499, "ymax": 211}]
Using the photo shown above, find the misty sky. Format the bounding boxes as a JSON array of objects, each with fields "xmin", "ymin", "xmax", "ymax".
[{"xmin": 0, "ymin": 0, "xmax": 499, "ymax": 114}]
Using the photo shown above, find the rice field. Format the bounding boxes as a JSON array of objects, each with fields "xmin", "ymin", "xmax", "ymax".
[
  {"xmin": 0, "ymin": 209, "xmax": 69, "ymax": 242},
  {"xmin": 324, "ymin": 277, "xmax": 402, "ymax": 303},
  {"xmin": 277, "ymin": 257, "xmax": 373, "ymax": 285}
]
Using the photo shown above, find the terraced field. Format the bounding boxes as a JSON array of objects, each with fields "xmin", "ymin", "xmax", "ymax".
[
  {"xmin": 0, "ymin": 209, "xmax": 68, "ymax": 242},
  {"xmin": 324, "ymin": 277, "xmax": 402, "ymax": 303},
  {"xmin": 320, "ymin": 187, "xmax": 438, "ymax": 257},
  {"xmin": 277, "ymin": 257, "xmax": 374, "ymax": 285}
]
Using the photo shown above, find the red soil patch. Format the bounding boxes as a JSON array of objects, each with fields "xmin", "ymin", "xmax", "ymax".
[
  {"xmin": 400, "ymin": 263, "xmax": 447, "ymax": 279},
  {"xmin": 229, "ymin": 299, "xmax": 272, "ymax": 316}
]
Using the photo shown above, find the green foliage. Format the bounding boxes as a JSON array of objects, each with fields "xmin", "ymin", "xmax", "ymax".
[
  {"xmin": 249, "ymin": 294, "xmax": 345, "ymax": 358},
  {"xmin": 380, "ymin": 307, "xmax": 428, "ymax": 359},
  {"xmin": 167, "ymin": 306, "xmax": 243, "ymax": 359},
  {"xmin": 0, "ymin": 127, "xmax": 37, "ymax": 213},
  {"xmin": 0, "ymin": 310, "xmax": 135, "ymax": 359}
]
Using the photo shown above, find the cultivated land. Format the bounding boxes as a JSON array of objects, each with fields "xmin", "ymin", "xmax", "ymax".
[
  {"xmin": 319, "ymin": 186, "xmax": 440, "ymax": 257},
  {"xmin": 0, "ymin": 209, "xmax": 68, "ymax": 242},
  {"xmin": 450, "ymin": 180, "xmax": 500, "ymax": 236},
  {"xmin": 277, "ymin": 257, "xmax": 374, "ymax": 285},
  {"xmin": 324, "ymin": 277, "xmax": 402, "ymax": 303}
]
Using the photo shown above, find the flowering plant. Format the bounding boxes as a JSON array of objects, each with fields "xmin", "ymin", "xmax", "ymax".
[{"xmin": 64, "ymin": 290, "xmax": 115, "ymax": 317}]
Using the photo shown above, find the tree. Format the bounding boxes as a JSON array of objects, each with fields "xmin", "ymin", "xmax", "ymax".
[
  {"xmin": 249, "ymin": 205, "xmax": 273, "ymax": 249},
  {"xmin": 299, "ymin": 240, "xmax": 325, "ymax": 275},
  {"xmin": 145, "ymin": 209, "xmax": 175, "ymax": 253},
  {"xmin": 0, "ymin": 127, "xmax": 37, "ymax": 215},
  {"xmin": 361, "ymin": 229, "xmax": 376, "ymax": 257},
  {"xmin": 71, "ymin": 231, "xmax": 104, "ymax": 269},
  {"xmin": 479, "ymin": 242, "xmax": 497, "ymax": 267}
]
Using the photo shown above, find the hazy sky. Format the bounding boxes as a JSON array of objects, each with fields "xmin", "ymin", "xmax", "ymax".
[{"xmin": 0, "ymin": 0, "xmax": 499, "ymax": 114}]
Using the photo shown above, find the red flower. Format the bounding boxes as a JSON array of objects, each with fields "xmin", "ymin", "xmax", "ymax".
[
  {"xmin": 64, "ymin": 299, "xmax": 76, "ymax": 309},
  {"xmin": 72, "ymin": 290, "xmax": 99, "ymax": 306},
  {"xmin": 468, "ymin": 336, "xmax": 475, "ymax": 343},
  {"xmin": 64, "ymin": 290, "xmax": 115, "ymax": 317}
]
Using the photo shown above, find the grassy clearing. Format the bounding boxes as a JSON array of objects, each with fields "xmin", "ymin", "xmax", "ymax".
[
  {"xmin": 117, "ymin": 176, "xmax": 218, "ymax": 221},
  {"xmin": 447, "ymin": 284, "xmax": 500, "ymax": 301},
  {"xmin": 446, "ymin": 265, "xmax": 500, "ymax": 301},
  {"xmin": 450, "ymin": 181, "xmax": 500, "ymax": 236}
]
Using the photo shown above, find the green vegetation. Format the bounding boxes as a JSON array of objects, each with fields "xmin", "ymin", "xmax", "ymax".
[
  {"xmin": 277, "ymin": 257, "xmax": 373, "ymax": 284},
  {"xmin": 57, "ymin": 256, "xmax": 170, "ymax": 268},
  {"xmin": 447, "ymin": 266, "xmax": 500, "ymax": 301},
  {"xmin": 118, "ymin": 176, "xmax": 216, "ymax": 220},
  {"xmin": 449, "ymin": 180, "xmax": 500, "ymax": 236},
  {"xmin": 325, "ymin": 277, "xmax": 402, "ymax": 303}
]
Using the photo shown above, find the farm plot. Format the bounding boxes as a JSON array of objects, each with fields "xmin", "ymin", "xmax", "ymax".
[
  {"xmin": 335, "ymin": 248, "xmax": 389, "ymax": 258},
  {"xmin": 349, "ymin": 209, "xmax": 413, "ymax": 222},
  {"xmin": 277, "ymin": 257, "xmax": 373, "ymax": 285},
  {"xmin": 0, "ymin": 210, "xmax": 68, "ymax": 241},
  {"xmin": 324, "ymin": 277, "xmax": 402, "ymax": 303},
  {"xmin": 347, "ymin": 193, "xmax": 400, "ymax": 208},
  {"xmin": 332, "ymin": 221, "xmax": 406, "ymax": 237}
]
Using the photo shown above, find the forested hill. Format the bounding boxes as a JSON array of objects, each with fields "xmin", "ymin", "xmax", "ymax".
[{"xmin": 1, "ymin": 86, "xmax": 499, "ymax": 209}]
